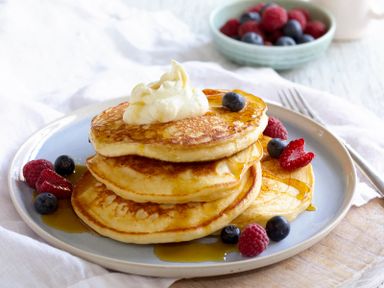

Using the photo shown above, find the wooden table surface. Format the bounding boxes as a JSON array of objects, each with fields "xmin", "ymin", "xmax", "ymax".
[
  {"xmin": 172, "ymin": 199, "xmax": 384, "ymax": 288},
  {"xmin": 125, "ymin": 1, "xmax": 384, "ymax": 287}
]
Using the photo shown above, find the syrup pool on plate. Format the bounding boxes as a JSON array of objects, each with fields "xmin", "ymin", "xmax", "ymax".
[
  {"xmin": 39, "ymin": 164, "xmax": 314, "ymax": 263},
  {"xmin": 154, "ymin": 237, "xmax": 238, "ymax": 262},
  {"xmin": 40, "ymin": 165, "xmax": 89, "ymax": 233},
  {"xmin": 39, "ymin": 165, "xmax": 239, "ymax": 262}
]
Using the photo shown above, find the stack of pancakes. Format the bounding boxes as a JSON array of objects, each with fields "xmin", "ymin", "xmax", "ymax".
[{"xmin": 72, "ymin": 89, "xmax": 314, "ymax": 244}]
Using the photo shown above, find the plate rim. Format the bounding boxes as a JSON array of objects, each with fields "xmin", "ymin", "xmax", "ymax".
[{"xmin": 7, "ymin": 99, "xmax": 357, "ymax": 278}]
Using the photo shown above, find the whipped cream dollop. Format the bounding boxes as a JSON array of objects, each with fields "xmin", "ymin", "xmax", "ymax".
[{"xmin": 123, "ymin": 60, "xmax": 209, "ymax": 125}]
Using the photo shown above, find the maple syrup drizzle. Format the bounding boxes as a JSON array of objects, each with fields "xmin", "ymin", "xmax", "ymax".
[
  {"xmin": 41, "ymin": 165, "xmax": 89, "ymax": 233},
  {"xmin": 39, "ymin": 164, "xmax": 314, "ymax": 262},
  {"xmin": 40, "ymin": 164, "xmax": 238, "ymax": 262},
  {"xmin": 306, "ymin": 204, "xmax": 317, "ymax": 211},
  {"xmin": 262, "ymin": 169, "xmax": 316, "ymax": 212},
  {"xmin": 154, "ymin": 237, "xmax": 237, "ymax": 262},
  {"xmin": 262, "ymin": 170, "xmax": 311, "ymax": 201}
]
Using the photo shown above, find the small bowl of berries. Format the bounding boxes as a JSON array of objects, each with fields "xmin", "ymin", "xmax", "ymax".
[{"xmin": 209, "ymin": 0, "xmax": 335, "ymax": 70}]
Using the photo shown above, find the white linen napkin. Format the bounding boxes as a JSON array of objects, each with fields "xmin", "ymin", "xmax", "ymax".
[{"xmin": 1, "ymin": 0, "xmax": 383, "ymax": 287}]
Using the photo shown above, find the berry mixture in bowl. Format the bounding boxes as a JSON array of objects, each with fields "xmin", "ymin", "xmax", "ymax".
[
  {"xmin": 220, "ymin": 2, "xmax": 327, "ymax": 47},
  {"xmin": 210, "ymin": 0, "xmax": 335, "ymax": 69}
]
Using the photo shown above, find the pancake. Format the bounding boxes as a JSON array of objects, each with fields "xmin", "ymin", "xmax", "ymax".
[
  {"xmin": 232, "ymin": 136, "xmax": 314, "ymax": 227},
  {"xmin": 89, "ymin": 89, "xmax": 268, "ymax": 162},
  {"xmin": 71, "ymin": 164, "xmax": 261, "ymax": 244},
  {"xmin": 86, "ymin": 141, "xmax": 263, "ymax": 204}
]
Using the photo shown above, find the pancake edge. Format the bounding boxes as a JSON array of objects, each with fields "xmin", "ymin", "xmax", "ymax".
[
  {"xmin": 89, "ymin": 113, "xmax": 267, "ymax": 162},
  {"xmin": 71, "ymin": 163, "xmax": 262, "ymax": 244},
  {"xmin": 232, "ymin": 163, "xmax": 315, "ymax": 228}
]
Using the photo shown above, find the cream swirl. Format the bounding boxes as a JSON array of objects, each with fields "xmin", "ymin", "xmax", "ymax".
[{"xmin": 123, "ymin": 60, "xmax": 209, "ymax": 125}]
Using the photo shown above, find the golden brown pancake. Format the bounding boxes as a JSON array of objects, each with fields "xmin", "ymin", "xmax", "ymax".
[
  {"xmin": 86, "ymin": 141, "xmax": 263, "ymax": 203},
  {"xmin": 232, "ymin": 136, "xmax": 314, "ymax": 227},
  {"xmin": 71, "ymin": 164, "xmax": 261, "ymax": 244},
  {"xmin": 89, "ymin": 89, "xmax": 268, "ymax": 162}
]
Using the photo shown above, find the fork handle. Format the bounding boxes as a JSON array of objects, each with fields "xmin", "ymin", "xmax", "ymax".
[{"xmin": 344, "ymin": 143, "xmax": 384, "ymax": 197}]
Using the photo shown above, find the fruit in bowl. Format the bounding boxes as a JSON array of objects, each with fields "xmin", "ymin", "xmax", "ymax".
[
  {"xmin": 220, "ymin": 2, "xmax": 327, "ymax": 46},
  {"xmin": 209, "ymin": 0, "xmax": 335, "ymax": 69}
]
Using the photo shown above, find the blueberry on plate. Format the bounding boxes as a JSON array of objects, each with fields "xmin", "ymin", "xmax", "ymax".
[
  {"xmin": 222, "ymin": 92, "xmax": 246, "ymax": 112},
  {"xmin": 297, "ymin": 34, "xmax": 315, "ymax": 44},
  {"xmin": 54, "ymin": 155, "xmax": 75, "ymax": 176},
  {"xmin": 266, "ymin": 216, "xmax": 290, "ymax": 242},
  {"xmin": 241, "ymin": 32, "xmax": 263, "ymax": 45},
  {"xmin": 221, "ymin": 224, "xmax": 241, "ymax": 244},
  {"xmin": 276, "ymin": 36, "xmax": 296, "ymax": 46},
  {"xmin": 267, "ymin": 138, "xmax": 287, "ymax": 158},
  {"xmin": 34, "ymin": 193, "xmax": 58, "ymax": 215},
  {"xmin": 240, "ymin": 12, "xmax": 261, "ymax": 24},
  {"xmin": 283, "ymin": 20, "xmax": 303, "ymax": 40}
]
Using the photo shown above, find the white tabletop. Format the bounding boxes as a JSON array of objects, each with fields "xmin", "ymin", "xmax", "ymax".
[{"xmin": 128, "ymin": 0, "xmax": 384, "ymax": 120}]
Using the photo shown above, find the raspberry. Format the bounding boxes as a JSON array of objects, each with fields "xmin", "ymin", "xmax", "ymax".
[
  {"xmin": 238, "ymin": 224, "xmax": 269, "ymax": 257},
  {"xmin": 247, "ymin": 3, "xmax": 265, "ymax": 13},
  {"xmin": 279, "ymin": 138, "xmax": 315, "ymax": 170},
  {"xmin": 36, "ymin": 168, "xmax": 73, "ymax": 199},
  {"xmin": 220, "ymin": 18, "xmax": 240, "ymax": 38},
  {"xmin": 263, "ymin": 116, "xmax": 288, "ymax": 140},
  {"xmin": 259, "ymin": 3, "xmax": 276, "ymax": 15},
  {"xmin": 288, "ymin": 9, "xmax": 307, "ymax": 30},
  {"xmin": 296, "ymin": 8, "xmax": 310, "ymax": 21},
  {"xmin": 305, "ymin": 20, "xmax": 326, "ymax": 39},
  {"xmin": 238, "ymin": 21, "xmax": 264, "ymax": 38},
  {"xmin": 265, "ymin": 30, "xmax": 283, "ymax": 44},
  {"xmin": 22, "ymin": 159, "xmax": 54, "ymax": 189},
  {"xmin": 261, "ymin": 5, "xmax": 288, "ymax": 32}
]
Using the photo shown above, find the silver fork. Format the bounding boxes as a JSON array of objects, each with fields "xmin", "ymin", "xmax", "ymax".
[{"xmin": 279, "ymin": 88, "xmax": 384, "ymax": 198}]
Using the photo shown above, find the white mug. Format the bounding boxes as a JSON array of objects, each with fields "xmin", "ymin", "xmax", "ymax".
[{"xmin": 310, "ymin": 0, "xmax": 384, "ymax": 40}]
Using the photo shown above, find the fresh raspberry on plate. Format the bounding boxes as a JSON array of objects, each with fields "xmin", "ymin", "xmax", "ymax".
[
  {"xmin": 22, "ymin": 159, "xmax": 54, "ymax": 189},
  {"xmin": 305, "ymin": 20, "xmax": 326, "ymax": 39},
  {"xmin": 263, "ymin": 116, "xmax": 288, "ymax": 140},
  {"xmin": 247, "ymin": 3, "xmax": 265, "ymax": 13},
  {"xmin": 36, "ymin": 168, "xmax": 73, "ymax": 199},
  {"xmin": 288, "ymin": 9, "xmax": 307, "ymax": 30},
  {"xmin": 238, "ymin": 21, "xmax": 264, "ymax": 38},
  {"xmin": 220, "ymin": 18, "xmax": 241, "ymax": 38},
  {"xmin": 261, "ymin": 5, "xmax": 288, "ymax": 32},
  {"xmin": 238, "ymin": 224, "xmax": 269, "ymax": 257},
  {"xmin": 279, "ymin": 138, "xmax": 315, "ymax": 170}
]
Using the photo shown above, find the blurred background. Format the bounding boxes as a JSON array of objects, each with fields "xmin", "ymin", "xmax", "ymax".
[
  {"xmin": 126, "ymin": 0, "xmax": 384, "ymax": 118},
  {"xmin": 1, "ymin": 0, "xmax": 383, "ymax": 119}
]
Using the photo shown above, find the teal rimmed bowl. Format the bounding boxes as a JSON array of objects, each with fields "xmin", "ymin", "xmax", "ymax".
[{"xmin": 209, "ymin": 0, "xmax": 336, "ymax": 70}]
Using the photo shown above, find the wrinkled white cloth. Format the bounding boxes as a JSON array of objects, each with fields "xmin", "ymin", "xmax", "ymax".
[{"xmin": 0, "ymin": 0, "xmax": 383, "ymax": 287}]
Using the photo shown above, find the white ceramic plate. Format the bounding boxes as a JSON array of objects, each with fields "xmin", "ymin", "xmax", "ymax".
[{"xmin": 8, "ymin": 99, "xmax": 356, "ymax": 278}]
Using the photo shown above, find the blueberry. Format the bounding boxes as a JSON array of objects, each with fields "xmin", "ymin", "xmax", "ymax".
[
  {"xmin": 54, "ymin": 155, "xmax": 75, "ymax": 176},
  {"xmin": 267, "ymin": 138, "xmax": 287, "ymax": 158},
  {"xmin": 276, "ymin": 36, "xmax": 296, "ymax": 46},
  {"xmin": 297, "ymin": 34, "xmax": 315, "ymax": 44},
  {"xmin": 34, "ymin": 193, "xmax": 58, "ymax": 215},
  {"xmin": 240, "ymin": 12, "xmax": 261, "ymax": 24},
  {"xmin": 266, "ymin": 216, "xmax": 290, "ymax": 242},
  {"xmin": 220, "ymin": 224, "xmax": 241, "ymax": 244},
  {"xmin": 222, "ymin": 92, "xmax": 246, "ymax": 112},
  {"xmin": 241, "ymin": 32, "xmax": 264, "ymax": 45},
  {"xmin": 283, "ymin": 20, "xmax": 303, "ymax": 40},
  {"xmin": 260, "ymin": 3, "xmax": 276, "ymax": 15}
]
